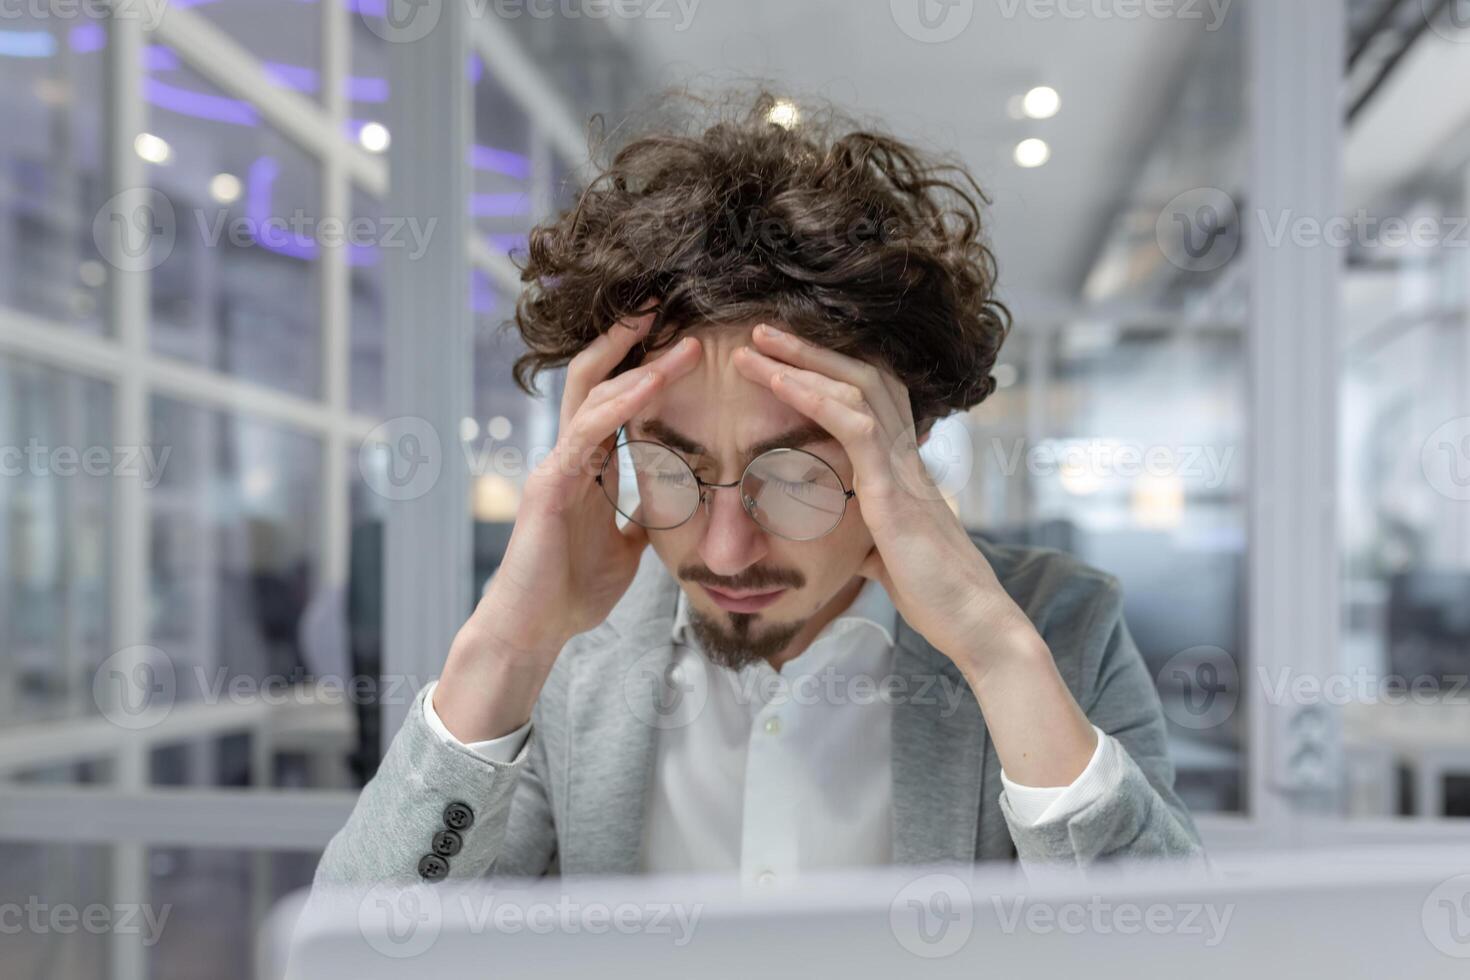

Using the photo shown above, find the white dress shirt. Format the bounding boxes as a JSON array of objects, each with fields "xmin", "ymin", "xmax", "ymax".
[{"xmin": 423, "ymin": 578, "xmax": 1124, "ymax": 884}]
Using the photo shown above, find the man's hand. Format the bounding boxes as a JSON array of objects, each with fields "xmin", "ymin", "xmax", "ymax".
[
  {"xmin": 731, "ymin": 322, "xmax": 1031, "ymax": 671},
  {"xmin": 733, "ymin": 322, "xmax": 1097, "ymax": 786},
  {"xmin": 435, "ymin": 312, "xmax": 703, "ymax": 743}
]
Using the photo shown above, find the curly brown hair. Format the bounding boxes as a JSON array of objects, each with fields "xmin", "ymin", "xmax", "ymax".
[{"xmin": 511, "ymin": 90, "xmax": 1011, "ymax": 428}]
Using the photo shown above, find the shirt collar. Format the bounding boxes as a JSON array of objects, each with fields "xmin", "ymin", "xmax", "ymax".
[{"xmin": 671, "ymin": 575, "xmax": 898, "ymax": 650}]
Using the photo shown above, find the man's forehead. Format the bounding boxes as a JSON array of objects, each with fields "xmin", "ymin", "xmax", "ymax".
[{"xmin": 628, "ymin": 414, "xmax": 836, "ymax": 459}]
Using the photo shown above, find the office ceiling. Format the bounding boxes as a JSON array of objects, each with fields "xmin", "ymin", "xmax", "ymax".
[{"xmin": 615, "ymin": 0, "xmax": 1216, "ymax": 311}]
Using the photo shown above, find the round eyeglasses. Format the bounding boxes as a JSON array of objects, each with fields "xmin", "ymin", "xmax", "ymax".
[{"xmin": 595, "ymin": 436, "xmax": 856, "ymax": 542}]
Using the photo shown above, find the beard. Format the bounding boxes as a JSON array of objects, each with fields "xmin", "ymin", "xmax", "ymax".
[
  {"xmin": 677, "ymin": 563, "xmax": 809, "ymax": 671},
  {"xmin": 685, "ymin": 603, "xmax": 807, "ymax": 671}
]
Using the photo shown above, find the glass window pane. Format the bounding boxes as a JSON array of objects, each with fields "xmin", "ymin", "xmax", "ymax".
[
  {"xmin": 469, "ymin": 270, "xmax": 555, "ymax": 591},
  {"xmin": 0, "ymin": 14, "xmax": 106, "ymax": 332},
  {"xmin": 147, "ymin": 398, "xmax": 358, "ymax": 791},
  {"xmin": 146, "ymin": 55, "xmax": 323, "ymax": 400},
  {"xmin": 0, "ymin": 842, "xmax": 110, "ymax": 980},
  {"xmin": 348, "ymin": 191, "xmax": 384, "ymax": 417},
  {"xmin": 0, "ymin": 357, "xmax": 113, "ymax": 730},
  {"xmin": 149, "ymin": 845, "xmax": 322, "ymax": 980},
  {"xmin": 348, "ymin": 6, "xmax": 391, "ymax": 149},
  {"xmin": 184, "ymin": 1, "xmax": 323, "ymax": 103},
  {"xmin": 1340, "ymin": 175, "xmax": 1470, "ymax": 820},
  {"xmin": 967, "ymin": 324, "xmax": 1248, "ymax": 816},
  {"xmin": 471, "ymin": 55, "xmax": 533, "ymax": 259}
]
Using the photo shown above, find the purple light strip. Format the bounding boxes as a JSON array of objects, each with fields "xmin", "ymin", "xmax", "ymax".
[
  {"xmin": 69, "ymin": 23, "xmax": 105, "ymax": 53},
  {"xmin": 468, "ymin": 144, "xmax": 530, "ymax": 180},
  {"xmin": 146, "ymin": 77, "xmax": 258, "ymax": 126},
  {"xmin": 246, "ymin": 155, "xmax": 317, "ymax": 261},
  {"xmin": 469, "ymin": 193, "xmax": 530, "ymax": 218}
]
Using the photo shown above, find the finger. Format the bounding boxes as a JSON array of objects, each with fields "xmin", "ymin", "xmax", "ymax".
[
  {"xmin": 755, "ymin": 364, "xmax": 893, "ymax": 490},
  {"xmin": 559, "ymin": 311, "xmax": 658, "ymax": 433},
  {"xmin": 579, "ymin": 334, "xmax": 702, "ymax": 420},
  {"xmin": 558, "ymin": 337, "xmax": 701, "ymax": 477},
  {"xmin": 732, "ymin": 345, "xmax": 897, "ymax": 435},
  {"xmin": 748, "ymin": 323, "xmax": 913, "ymax": 427}
]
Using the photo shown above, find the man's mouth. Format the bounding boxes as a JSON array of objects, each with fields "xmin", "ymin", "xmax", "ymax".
[{"xmin": 700, "ymin": 584, "xmax": 788, "ymax": 613}]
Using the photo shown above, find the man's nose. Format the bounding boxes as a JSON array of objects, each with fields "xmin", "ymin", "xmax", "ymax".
[{"xmin": 696, "ymin": 484, "xmax": 768, "ymax": 577}]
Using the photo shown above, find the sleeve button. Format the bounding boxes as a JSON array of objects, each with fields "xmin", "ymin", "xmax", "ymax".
[
  {"xmin": 417, "ymin": 853, "xmax": 450, "ymax": 881},
  {"xmin": 443, "ymin": 801, "xmax": 475, "ymax": 831},
  {"xmin": 432, "ymin": 829, "xmax": 463, "ymax": 857}
]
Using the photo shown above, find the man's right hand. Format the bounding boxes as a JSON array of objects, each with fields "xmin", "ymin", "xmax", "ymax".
[{"xmin": 433, "ymin": 311, "xmax": 703, "ymax": 743}]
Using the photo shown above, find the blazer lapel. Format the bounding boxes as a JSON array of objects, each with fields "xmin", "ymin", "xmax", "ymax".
[
  {"xmin": 890, "ymin": 614, "xmax": 993, "ymax": 865},
  {"xmin": 561, "ymin": 552, "xmax": 679, "ymax": 875}
]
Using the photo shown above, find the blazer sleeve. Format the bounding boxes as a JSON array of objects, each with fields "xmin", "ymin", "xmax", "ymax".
[
  {"xmin": 310, "ymin": 681, "xmax": 557, "ymax": 888},
  {"xmin": 1001, "ymin": 575, "xmax": 1207, "ymax": 866}
]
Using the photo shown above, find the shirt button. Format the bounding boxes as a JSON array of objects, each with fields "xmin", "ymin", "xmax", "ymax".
[
  {"xmin": 763, "ymin": 716, "xmax": 782, "ymax": 736},
  {"xmin": 756, "ymin": 870, "xmax": 776, "ymax": 886}
]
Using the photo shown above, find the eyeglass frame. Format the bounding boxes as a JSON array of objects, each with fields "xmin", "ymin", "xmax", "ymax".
[{"xmin": 594, "ymin": 430, "xmax": 857, "ymax": 542}]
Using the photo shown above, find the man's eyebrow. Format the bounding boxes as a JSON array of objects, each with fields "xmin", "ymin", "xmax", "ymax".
[{"xmin": 633, "ymin": 418, "xmax": 835, "ymax": 460}]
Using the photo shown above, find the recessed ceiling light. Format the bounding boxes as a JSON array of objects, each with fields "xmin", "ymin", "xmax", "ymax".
[
  {"xmin": 209, "ymin": 173, "xmax": 242, "ymax": 205},
  {"xmin": 1021, "ymin": 85, "xmax": 1061, "ymax": 120},
  {"xmin": 1014, "ymin": 138, "xmax": 1051, "ymax": 168},
  {"xmin": 359, "ymin": 121, "xmax": 391, "ymax": 154},
  {"xmin": 766, "ymin": 99, "xmax": 800, "ymax": 129},
  {"xmin": 134, "ymin": 132, "xmax": 171, "ymax": 165}
]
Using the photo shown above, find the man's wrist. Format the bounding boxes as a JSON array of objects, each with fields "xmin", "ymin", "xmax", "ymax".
[{"xmin": 951, "ymin": 610, "xmax": 1050, "ymax": 695}]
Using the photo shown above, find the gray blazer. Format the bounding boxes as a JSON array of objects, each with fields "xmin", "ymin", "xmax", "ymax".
[{"xmin": 313, "ymin": 536, "xmax": 1203, "ymax": 888}]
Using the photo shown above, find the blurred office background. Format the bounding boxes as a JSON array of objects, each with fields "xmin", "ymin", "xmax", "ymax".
[{"xmin": 2, "ymin": 0, "xmax": 1470, "ymax": 976}]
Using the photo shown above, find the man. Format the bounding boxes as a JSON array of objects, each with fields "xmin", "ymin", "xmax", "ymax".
[{"xmin": 314, "ymin": 93, "xmax": 1202, "ymax": 890}]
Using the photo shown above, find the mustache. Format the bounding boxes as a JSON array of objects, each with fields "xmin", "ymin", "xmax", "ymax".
[{"xmin": 678, "ymin": 565, "xmax": 805, "ymax": 592}]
